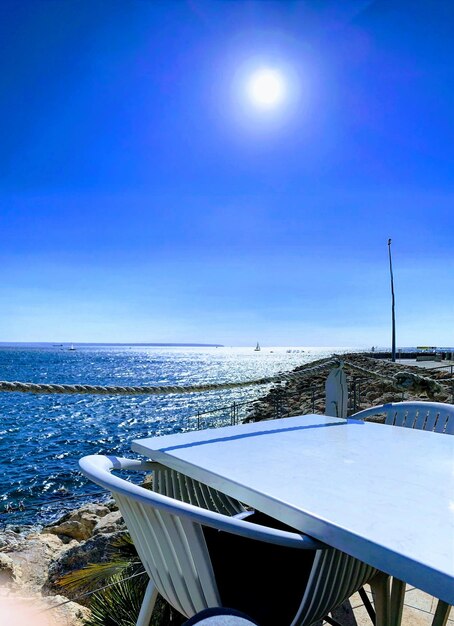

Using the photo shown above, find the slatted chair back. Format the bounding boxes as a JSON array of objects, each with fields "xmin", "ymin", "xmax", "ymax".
[
  {"xmin": 79, "ymin": 455, "xmax": 377, "ymax": 626},
  {"xmin": 352, "ymin": 401, "xmax": 454, "ymax": 435},
  {"xmin": 294, "ymin": 549, "xmax": 377, "ymax": 625},
  {"xmin": 152, "ymin": 464, "xmax": 246, "ymax": 516}
]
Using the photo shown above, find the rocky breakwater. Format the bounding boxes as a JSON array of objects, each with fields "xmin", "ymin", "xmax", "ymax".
[
  {"xmin": 245, "ymin": 352, "xmax": 453, "ymax": 422},
  {"xmin": 0, "ymin": 500, "xmax": 125, "ymax": 625}
]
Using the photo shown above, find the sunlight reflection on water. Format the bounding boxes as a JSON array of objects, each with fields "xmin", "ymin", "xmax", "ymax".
[{"xmin": 0, "ymin": 345, "xmax": 352, "ymax": 525}]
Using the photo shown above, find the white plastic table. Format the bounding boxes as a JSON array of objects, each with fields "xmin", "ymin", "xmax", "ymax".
[{"xmin": 132, "ymin": 414, "xmax": 454, "ymax": 605}]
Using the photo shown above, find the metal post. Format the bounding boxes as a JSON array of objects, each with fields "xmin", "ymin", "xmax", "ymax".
[
  {"xmin": 451, "ymin": 365, "xmax": 453, "ymax": 404},
  {"xmin": 388, "ymin": 238, "xmax": 396, "ymax": 362},
  {"xmin": 275, "ymin": 393, "xmax": 280, "ymax": 419}
]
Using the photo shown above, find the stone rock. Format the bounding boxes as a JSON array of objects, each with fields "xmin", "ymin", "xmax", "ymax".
[
  {"xmin": 46, "ymin": 518, "xmax": 96, "ymax": 541},
  {"xmin": 105, "ymin": 498, "xmax": 118, "ymax": 512},
  {"xmin": 4, "ymin": 532, "xmax": 71, "ymax": 594},
  {"xmin": 43, "ymin": 594, "xmax": 91, "ymax": 625},
  {"xmin": 45, "ymin": 530, "xmax": 128, "ymax": 600},
  {"xmin": 35, "ymin": 532, "xmax": 69, "ymax": 556},
  {"xmin": 49, "ymin": 503, "xmax": 111, "ymax": 527},
  {"xmin": 93, "ymin": 510, "xmax": 124, "ymax": 535},
  {"xmin": 75, "ymin": 503, "xmax": 111, "ymax": 518},
  {"xmin": 45, "ymin": 503, "xmax": 111, "ymax": 540},
  {"xmin": 0, "ymin": 529, "xmax": 89, "ymax": 625},
  {"xmin": 0, "ymin": 529, "xmax": 27, "ymax": 552},
  {"xmin": 393, "ymin": 371, "xmax": 442, "ymax": 397},
  {"xmin": 380, "ymin": 393, "xmax": 401, "ymax": 404},
  {"xmin": 0, "ymin": 553, "xmax": 22, "ymax": 586},
  {"xmin": 363, "ymin": 391, "xmax": 382, "ymax": 403},
  {"xmin": 4, "ymin": 593, "xmax": 90, "ymax": 626}
]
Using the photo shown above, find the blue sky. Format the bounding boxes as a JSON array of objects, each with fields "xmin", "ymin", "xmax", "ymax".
[{"xmin": 1, "ymin": 0, "xmax": 453, "ymax": 347}]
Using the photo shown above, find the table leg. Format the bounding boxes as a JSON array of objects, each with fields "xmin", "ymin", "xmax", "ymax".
[
  {"xmin": 390, "ymin": 578, "xmax": 405, "ymax": 626},
  {"xmin": 369, "ymin": 571, "xmax": 390, "ymax": 626},
  {"xmin": 432, "ymin": 600, "xmax": 451, "ymax": 626}
]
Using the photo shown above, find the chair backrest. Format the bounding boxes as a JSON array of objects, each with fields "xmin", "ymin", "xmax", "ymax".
[
  {"xmin": 352, "ymin": 401, "xmax": 454, "ymax": 434},
  {"xmin": 293, "ymin": 548, "xmax": 375, "ymax": 626},
  {"xmin": 152, "ymin": 464, "xmax": 245, "ymax": 516},
  {"xmin": 79, "ymin": 455, "xmax": 376, "ymax": 626}
]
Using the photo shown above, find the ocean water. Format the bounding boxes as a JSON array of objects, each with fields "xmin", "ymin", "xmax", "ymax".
[{"xmin": 0, "ymin": 344, "xmax": 352, "ymax": 527}]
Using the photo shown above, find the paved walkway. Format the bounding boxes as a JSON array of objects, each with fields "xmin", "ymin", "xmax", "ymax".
[
  {"xmin": 320, "ymin": 583, "xmax": 453, "ymax": 625},
  {"xmin": 395, "ymin": 358, "xmax": 454, "ymax": 372}
]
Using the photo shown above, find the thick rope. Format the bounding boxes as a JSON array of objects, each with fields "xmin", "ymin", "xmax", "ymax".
[
  {"xmin": 342, "ymin": 360, "xmax": 397, "ymax": 383},
  {"xmin": 0, "ymin": 358, "xmax": 338, "ymax": 396},
  {"xmin": 343, "ymin": 359, "xmax": 444, "ymax": 395}
]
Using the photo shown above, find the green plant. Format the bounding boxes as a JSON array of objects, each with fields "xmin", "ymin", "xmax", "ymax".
[
  {"xmin": 57, "ymin": 533, "xmax": 186, "ymax": 626},
  {"xmin": 85, "ymin": 572, "xmax": 148, "ymax": 626},
  {"xmin": 58, "ymin": 534, "xmax": 142, "ymax": 594}
]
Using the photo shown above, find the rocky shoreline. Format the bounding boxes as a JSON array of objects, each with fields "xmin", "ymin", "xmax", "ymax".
[
  {"xmin": 1, "ymin": 352, "xmax": 451, "ymax": 625},
  {"xmin": 0, "ymin": 500, "xmax": 126, "ymax": 625},
  {"xmin": 247, "ymin": 352, "xmax": 453, "ymax": 421}
]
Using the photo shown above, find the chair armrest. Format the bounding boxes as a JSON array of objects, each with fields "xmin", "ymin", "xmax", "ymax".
[{"xmin": 92, "ymin": 455, "xmax": 162, "ymax": 473}]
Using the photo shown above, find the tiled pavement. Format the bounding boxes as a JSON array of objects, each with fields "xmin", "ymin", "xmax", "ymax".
[{"xmin": 319, "ymin": 583, "xmax": 453, "ymax": 625}]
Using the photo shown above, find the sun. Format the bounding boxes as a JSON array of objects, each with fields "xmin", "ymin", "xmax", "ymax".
[{"xmin": 247, "ymin": 68, "xmax": 286, "ymax": 109}]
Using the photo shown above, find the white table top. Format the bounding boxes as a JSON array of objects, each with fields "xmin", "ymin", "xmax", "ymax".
[{"xmin": 132, "ymin": 414, "xmax": 454, "ymax": 604}]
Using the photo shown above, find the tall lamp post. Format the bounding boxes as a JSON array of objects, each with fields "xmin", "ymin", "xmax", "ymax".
[{"xmin": 388, "ymin": 238, "xmax": 396, "ymax": 362}]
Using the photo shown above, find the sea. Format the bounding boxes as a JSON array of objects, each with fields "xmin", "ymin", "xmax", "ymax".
[
  {"xmin": 0, "ymin": 343, "xmax": 356, "ymax": 528},
  {"xmin": 4, "ymin": 342, "xmax": 451, "ymax": 529}
]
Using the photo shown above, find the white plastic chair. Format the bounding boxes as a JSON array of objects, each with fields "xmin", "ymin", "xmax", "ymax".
[
  {"xmin": 352, "ymin": 401, "xmax": 454, "ymax": 626},
  {"xmin": 80, "ymin": 454, "xmax": 384, "ymax": 626},
  {"xmin": 352, "ymin": 401, "xmax": 454, "ymax": 434}
]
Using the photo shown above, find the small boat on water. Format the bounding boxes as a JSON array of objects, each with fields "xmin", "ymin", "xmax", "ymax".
[
  {"xmin": 68, "ymin": 344, "xmax": 76, "ymax": 351},
  {"xmin": 254, "ymin": 342, "xmax": 261, "ymax": 351}
]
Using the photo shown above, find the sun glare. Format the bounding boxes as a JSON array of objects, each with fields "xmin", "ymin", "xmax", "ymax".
[{"xmin": 247, "ymin": 68, "xmax": 286, "ymax": 109}]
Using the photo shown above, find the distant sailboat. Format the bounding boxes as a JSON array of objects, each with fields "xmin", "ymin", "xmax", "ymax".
[
  {"xmin": 68, "ymin": 344, "xmax": 76, "ymax": 351},
  {"xmin": 254, "ymin": 342, "xmax": 261, "ymax": 351}
]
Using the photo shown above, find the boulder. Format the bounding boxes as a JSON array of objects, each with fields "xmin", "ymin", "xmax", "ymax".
[
  {"xmin": 43, "ymin": 594, "xmax": 91, "ymax": 624},
  {"xmin": 0, "ymin": 529, "xmax": 27, "ymax": 553},
  {"xmin": 45, "ymin": 530, "xmax": 129, "ymax": 600},
  {"xmin": 45, "ymin": 503, "xmax": 111, "ymax": 541},
  {"xmin": 0, "ymin": 553, "xmax": 22, "ymax": 587},
  {"xmin": 379, "ymin": 393, "xmax": 402, "ymax": 404},
  {"xmin": 93, "ymin": 510, "xmax": 125, "ymax": 535}
]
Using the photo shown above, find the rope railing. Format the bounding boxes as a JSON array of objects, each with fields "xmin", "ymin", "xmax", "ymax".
[
  {"xmin": 0, "ymin": 358, "xmax": 338, "ymax": 396},
  {"xmin": 342, "ymin": 358, "xmax": 446, "ymax": 395},
  {"xmin": 1, "ymin": 355, "xmax": 448, "ymax": 398},
  {"xmin": 342, "ymin": 360, "xmax": 398, "ymax": 383}
]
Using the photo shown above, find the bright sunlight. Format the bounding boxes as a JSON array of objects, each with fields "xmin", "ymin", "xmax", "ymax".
[{"xmin": 247, "ymin": 68, "xmax": 286, "ymax": 109}]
